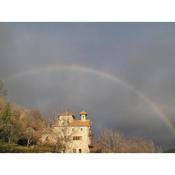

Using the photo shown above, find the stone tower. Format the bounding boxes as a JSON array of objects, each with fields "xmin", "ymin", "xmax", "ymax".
[
  {"xmin": 80, "ymin": 111, "xmax": 87, "ymax": 120},
  {"xmin": 51, "ymin": 111, "xmax": 92, "ymax": 153}
]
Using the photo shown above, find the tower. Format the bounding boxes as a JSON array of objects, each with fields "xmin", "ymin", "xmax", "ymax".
[
  {"xmin": 41, "ymin": 110, "xmax": 91, "ymax": 153},
  {"xmin": 80, "ymin": 111, "xmax": 87, "ymax": 120}
]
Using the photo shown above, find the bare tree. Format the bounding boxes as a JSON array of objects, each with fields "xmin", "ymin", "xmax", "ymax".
[
  {"xmin": 93, "ymin": 128, "xmax": 124, "ymax": 153},
  {"xmin": 39, "ymin": 114, "xmax": 77, "ymax": 152},
  {"xmin": 119, "ymin": 137, "xmax": 156, "ymax": 153},
  {"xmin": 54, "ymin": 126, "xmax": 76, "ymax": 152},
  {"xmin": 23, "ymin": 127, "xmax": 38, "ymax": 147},
  {"xmin": 93, "ymin": 128, "xmax": 158, "ymax": 153},
  {"xmin": 0, "ymin": 80, "xmax": 7, "ymax": 97}
]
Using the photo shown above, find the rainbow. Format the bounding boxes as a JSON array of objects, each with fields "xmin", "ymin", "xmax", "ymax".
[{"xmin": 5, "ymin": 64, "xmax": 175, "ymax": 136}]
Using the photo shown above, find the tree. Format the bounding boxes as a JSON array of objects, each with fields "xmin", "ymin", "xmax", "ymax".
[
  {"xmin": 93, "ymin": 128, "xmax": 124, "ymax": 153},
  {"xmin": 92, "ymin": 128, "xmax": 158, "ymax": 153},
  {"xmin": 39, "ymin": 116, "xmax": 76, "ymax": 152},
  {"xmin": 0, "ymin": 103, "xmax": 18, "ymax": 143},
  {"xmin": 29, "ymin": 110, "xmax": 48, "ymax": 131},
  {"xmin": 16, "ymin": 109, "xmax": 48, "ymax": 147},
  {"xmin": 54, "ymin": 126, "xmax": 75, "ymax": 152},
  {"xmin": 119, "ymin": 137, "xmax": 156, "ymax": 153},
  {"xmin": 23, "ymin": 127, "xmax": 38, "ymax": 147},
  {"xmin": 0, "ymin": 80, "xmax": 7, "ymax": 97}
]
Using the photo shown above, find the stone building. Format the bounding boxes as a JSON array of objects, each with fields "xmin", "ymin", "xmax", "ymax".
[{"xmin": 40, "ymin": 111, "xmax": 92, "ymax": 153}]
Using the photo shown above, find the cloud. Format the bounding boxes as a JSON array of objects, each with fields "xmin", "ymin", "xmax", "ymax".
[{"xmin": 1, "ymin": 23, "xmax": 175, "ymax": 149}]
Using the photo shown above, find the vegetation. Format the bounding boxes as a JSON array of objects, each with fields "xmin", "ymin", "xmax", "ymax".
[
  {"xmin": 0, "ymin": 80, "xmax": 7, "ymax": 97},
  {"xmin": 91, "ymin": 128, "xmax": 162, "ymax": 153},
  {"xmin": 164, "ymin": 148, "xmax": 175, "ymax": 153},
  {"xmin": 0, "ymin": 80, "xmax": 161, "ymax": 153},
  {"xmin": 0, "ymin": 80, "xmax": 49, "ymax": 152}
]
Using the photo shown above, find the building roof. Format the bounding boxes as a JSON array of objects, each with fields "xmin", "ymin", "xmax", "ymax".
[
  {"xmin": 79, "ymin": 111, "xmax": 87, "ymax": 115},
  {"xmin": 59, "ymin": 111, "xmax": 75, "ymax": 117},
  {"xmin": 69, "ymin": 120, "xmax": 90, "ymax": 127},
  {"xmin": 59, "ymin": 111, "xmax": 74, "ymax": 116}
]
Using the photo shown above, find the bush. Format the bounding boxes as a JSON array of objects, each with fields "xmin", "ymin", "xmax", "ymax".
[{"xmin": 0, "ymin": 143, "xmax": 57, "ymax": 153}]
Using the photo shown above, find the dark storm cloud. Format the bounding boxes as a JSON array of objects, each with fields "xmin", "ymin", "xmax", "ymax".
[{"xmin": 1, "ymin": 23, "xmax": 175, "ymax": 149}]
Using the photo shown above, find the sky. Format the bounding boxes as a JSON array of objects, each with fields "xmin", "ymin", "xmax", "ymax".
[{"xmin": 1, "ymin": 23, "xmax": 175, "ymax": 149}]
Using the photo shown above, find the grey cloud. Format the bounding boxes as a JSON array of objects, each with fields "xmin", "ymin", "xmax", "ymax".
[{"xmin": 1, "ymin": 23, "xmax": 175, "ymax": 149}]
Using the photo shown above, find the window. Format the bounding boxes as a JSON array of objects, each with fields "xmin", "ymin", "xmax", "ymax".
[
  {"xmin": 79, "ymin": 149, "xmax": 82, "ymax": 153},
  {"xmin": 73, "ymin": 136, "xmax": 82, "ymax": 140},
  {"xmin": 73, "ymin": 149, "xmax": 76, "ymax": 153}
]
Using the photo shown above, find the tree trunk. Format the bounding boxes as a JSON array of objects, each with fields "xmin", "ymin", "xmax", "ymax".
[
  {"xmin": 8, "ymin": 136, "xmax": 11, "ymax": 144},
  {"xmin": 27, "ymin": 139, "xmax": 30, "ymax": 147}
]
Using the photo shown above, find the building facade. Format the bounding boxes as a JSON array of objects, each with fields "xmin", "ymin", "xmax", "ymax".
[{"xmin": 40, "ymin": 111, "xmax": 92, "ymax": 153}]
